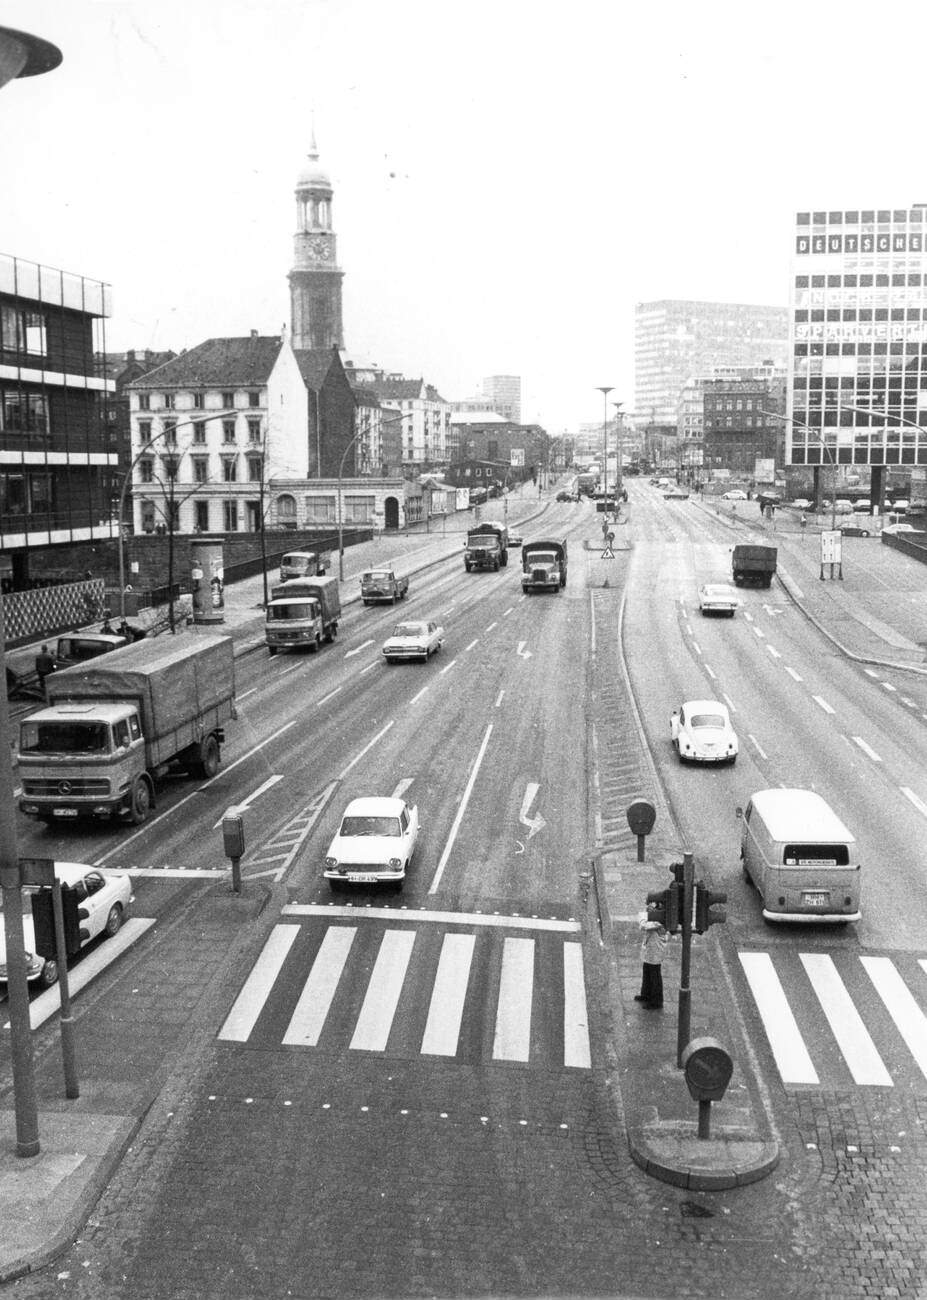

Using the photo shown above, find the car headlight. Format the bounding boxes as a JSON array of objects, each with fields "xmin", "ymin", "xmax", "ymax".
[
  {"xmin": 325, "ymin": 856, "xmax": 338, "ymax": 867},
  {"xmin": 388, "ymin": 857, "xmax": 402, "ymax": 870}
]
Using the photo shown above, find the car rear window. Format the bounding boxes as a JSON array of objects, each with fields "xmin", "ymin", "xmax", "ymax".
[{"xmin": 783, "ymin": 843, "xmax": 850, "ymax": 866}]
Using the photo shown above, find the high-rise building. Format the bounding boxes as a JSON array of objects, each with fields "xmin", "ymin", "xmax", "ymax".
[
  {"xmin": 635, "ymin": 300, "xmax": 789, "ymax": 428},
  {"xmin": 288, "ymin": 132, "xmax": 345, "ymax": 352},
  {"xmin": 788, "ymin": 206, "xmax": 927, "ymax": 504},
  {"xmin": 482, "ymin": 375, "xmax": 521, "ymax": 423}
]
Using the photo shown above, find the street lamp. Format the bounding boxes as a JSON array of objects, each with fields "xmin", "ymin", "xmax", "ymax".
[
  {"xmin": 612, "ymin": 401, "xmax": 624, "ymax": 498},
  {"xmin": 0, "ymin": 24, "xmax": 61, "ymax": 89},
  {"xmin": 337, "ymin": 412, "xmax": 403, "ymax": 581},
  {"xmin": 596, "ymin": 387, "xmax": 613, "ymax": 509},
  {"xmin": 118, "ymin": 410, "xmax": 235, "ymax": 619},
  {"xmin": 759, "ymin": 409, "xmax": 838, "ymax": 532}
]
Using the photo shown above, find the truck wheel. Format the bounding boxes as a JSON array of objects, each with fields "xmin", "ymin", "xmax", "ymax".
[
  {"xmin": 40, "ymin": 959, "xmax": 59, "ymax": 988},
  {"xmin": 391, "ymin": 592, "xmax": 398, "ymax": 603},
  {"xmin": 309, "ymin": 634, "xmax": 321, "ymax": 653},
  {"xmin": 130, "ymin": 778, "xmax": 152, "ymax": 824},
  {"xmin": 104, "ymin": 903, "xmax": 124, "ymax": 937},
  {"xmin": 197, "ymin": 734, "xmax": 220, "ymax": 779},
  {"xmin": 464, "ymin": 562, "xmax": 472, "ymax": 572}
]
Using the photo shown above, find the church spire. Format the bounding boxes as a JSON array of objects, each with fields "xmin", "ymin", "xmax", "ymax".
[{"xmin": 288, "ymin": 131, "xmax": 345, "ymax": 351}]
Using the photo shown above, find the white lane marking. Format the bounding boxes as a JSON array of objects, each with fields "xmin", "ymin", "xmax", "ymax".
[
  {"xmin": 800, "ymin": 954, "xmax": 892, "ymax": 1087},
  {"xmin": 318, "ymin": 686, "xmax": 342, "ymax": 707},
  {"xmin": 121, "ymin": 868, "xmax": 228, "ymax": 878},
  {"xmin": 864, "ymin": 668, "xmax": 879, "ymax": 678},
  {"xmin": 345, "ymin": 639, "xmax": 375, "ymax": 658},
  {"xmin": 11, "ymin": 919, "xmax": 156, "ymax": 1031},
  {"xmin": 391, "ymin": 778, "xmax": 414, "ymax": 799},
  {"xmin": 519, "ymin": 782, "xmax": 547, "ymax": 839},
  {"xmin": 862, "ymin": 956, "xmax": 927, "ymax": 1080},
  {"xmin": 502, "ymin": 607, "xmax": 515, "ymax": 617},
  {"xmin": 704, "ymin": 665, "xmax": 717, "ymax": 680},
  {"xmin": 428, "ymin": 723, "xmax": 493, "ymax": 895},
  {"xmin": 748, "ymin": 734, "xmax": 768, "ymax": 760},
  {"xmin": 282, "ymin": 904, "xmax": 581, "ymax": 932},
  {"xmin": 722, "ymin": 693, "xmax": 737, "ymax": 714},
  {"xmin": 211, "ymin": 774, "xmax": 284, "ymax": 828},
  {"xmin": 785, "ymin": 666, "xmax": 803, "ymax": 682},
  {"xmin": 494, "ymin": 690, "xmax": 505, "ymax": 708},
  {"xmin": 563, "ymin": 942, "xmax": 591, "ymax": 1069},
  {"xmin": 218, "ymin": 925, "xmax": 300, "ymax": 1042},
  {"xmin": 901, "ymin": 787, "xmax": 927, "ymax": 818},
  {"xmin": 238, "ymin": 686, "xmax": 260, "ymax": 701},
  {"xmin": 464, "ymin": 639, "xmax": 479, "ymax": 653},
  {"xmin": 282, "ymin": 927, "xmax": 356, "ymax": 1047},
  {"xmin": 881, "ymin": 681, "xmax": 897, "ymax": 693},
  {"xmin": 812, "ymin": 695, "xmax": 835, "ymax": 715},
  {"xmin": 766, "ymin": 645, "xmax": 782, "ymax": 660},
  {"xmin": 743, "ymin": 612, "xmax": 754, "ymax": 623},
  {"xmin": 485, "ymin": 621, "xmax": 498, "ymax": 632},
  {"xmin": 410, "ymin": 686, "xmax": 429, "ymax": 704},
  {"xmin": 360, "ymin": 661, "xmax": 378, "ymax": 675},
  {"xmin": 516, "ymin": 641, "xmax": 533, "ymax": 659},
  {"xmin": 902, "ymin": 697, "xmax": 916, "ymax": 707},
  {"xmin": 337, "ymin": 721, "xmax": 395, "ymax": 780},
  {"xmin": 852, "ymin": 737, "xmax": 883, "ymax": 763},
  {"xmin": 691, "ymin": 639, "xmax": 702, "ymax": 654},
  {"xmin": 349, "ymin": 929, "xmax": 417, "ymax": 1052},
  {"xmin": 420, "ymin": 933, "xmax": 476, "ymax": 1056},
  {"xmin": 439, "ymin": 658, "xmax": 457, "ymax": 674},
  {"xmin": 492, "ymin": 936, "xmax": 534, "ymax": 1062},
  {"xmin": 739, "ymin": 951, "xmax": 819, "ymax": 1085},
  {"xmin": 752, "ymin": 626, "xmax": 765, "ymax": 639},
  {"xmin": 94, "ymin": 722, "xmax": 298, "ymax": 865}
]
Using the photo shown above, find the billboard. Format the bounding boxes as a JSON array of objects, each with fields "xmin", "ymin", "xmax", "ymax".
[{"xmin": 754, "ymin": 458, "xmax": 775, "ymax": 484}]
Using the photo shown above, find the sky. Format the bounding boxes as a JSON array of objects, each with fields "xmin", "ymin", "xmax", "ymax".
[{"xmin": 3, "ymin": 0, "xmax": 927, "ymax": 434}]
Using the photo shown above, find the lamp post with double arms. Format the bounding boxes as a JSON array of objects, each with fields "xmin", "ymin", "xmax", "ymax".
[{"xmin": 596, "ymin": 386, "xmax": 613, "ymax": 510}]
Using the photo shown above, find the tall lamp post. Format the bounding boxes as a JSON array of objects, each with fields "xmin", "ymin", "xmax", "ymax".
[
  {"xmin": 596, "ymin": 386, "xmax": 613, "ymax": 509},
  {"xmin": 612, "ymin": 401, "xmax": 624, "ymax": 498},
  {"xmin": 0, "ymin": 19, "xmax": 63, "ymax": 1160},
  {"xmin": 337, "ymin": 412, "xmax": 403, "ymax": 581},
  {"xmin": 759, "ymin": 410, "xmax": 838, "ymax": 532}
]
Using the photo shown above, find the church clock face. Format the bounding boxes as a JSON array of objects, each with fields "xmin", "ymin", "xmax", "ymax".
[{"xmin": 309, "ymin": 235, "xmax": 331, "ymax": 262}]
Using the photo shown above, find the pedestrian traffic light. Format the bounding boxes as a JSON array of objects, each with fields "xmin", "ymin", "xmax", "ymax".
[
  {"xmin": 694, "ymin": 881, "xmax": 727, "ymax": 933},
  {"xmin": 31, "ymin": 884, "xmax": 85, "ymax": 958},
  {"xmin": 646, "ymin": 882, "xmax": 682, "ymax": 933}
]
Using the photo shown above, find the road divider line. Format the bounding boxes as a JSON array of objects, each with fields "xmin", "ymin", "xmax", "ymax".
[
  {"xmin": 344, "ymin": 639, "xmax": 375, "ymax": 658},
  {"xmin": 881, "ymin": 681, "xmax": 897, "ymax": 693},
  {"xmin": 752, "ymin": 626, "xmax": 765, "ymax": 639},
  {"xmin": 410, "ymin": 686, "xmax": 429, "ymax": 704},
  {"xmin": 691, "ymin": 639, "xmax": 701, "ymax": 654},
  {"xmin": 704, "ymin": 664, "xmax": 716, "ymax": 679},
  {"xmin": 282, "ymin": 903, "xmax": 581, "ymax": 931},
  {"xmin": 212, "ymin": 774, "xmax": 284, "ymax": 828},
  {"xmin": 785, "ymin": 667, "xmax": 803, "ymax": 682},
  {"xmin": 901, "ymin": 786, "xmax": 927, "ymax": 818},
  {"xmin": 439, "ymin": 659, "xmax": 457, "ymax": 674},
  {"xmin": 317, "ymin": 686, "xmax": 342, "ymax": 707},
  {"xmin": 338, "ymin": 721, "xmax": 394, "ymax": 781},
  {"xmin": 428, "ymin": 723, "xmax": 493, "ymax": 895},
  {"xmin": 464, "ymin": 639, "xmax": 479, "ymax": 653},
  {"xmin": 722, "ymin": 692, "xmax": 737, "ymax": 713},
  {"xmin": 749, "ymin": 734, "xmax": 768, "ymax": 760},
  {"xmin": 852, "ymin": 737, "xmax": 883, "ymax": 763},
  {"xmin": 766, "ymin": 645, "xmax": 782, "ymax": 659},
  {"xmin": 812, "ymin": 695, "xmax": 835, "ymax": 715}
]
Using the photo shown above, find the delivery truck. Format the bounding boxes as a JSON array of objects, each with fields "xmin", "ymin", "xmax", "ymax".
[
  {"xmin": 731, "ymin": 544, "xmax": 778, "ymax": 588},
  {"xmin": 18, "ymin": 634, "xmax": 236, "ymax": 825},
  {"xmin": 464, "ymin": 522, "xmax": 509, "ymax": 571},
  {"xmin": 521, "ymin": 539, "xmax": 568, "ymax": 593},
  {"xmin": 265, "ymin": 576, "xmax": 341, "ymax": 654}
]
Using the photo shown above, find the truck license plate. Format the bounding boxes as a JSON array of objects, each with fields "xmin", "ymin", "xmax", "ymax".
[
  {"xmin": 53, "ymin": 808, "xmax": 78, "ymax": 817},
  {"xmin": 802, "ymin": 891, "xmax": 828, "ymax": 906}
]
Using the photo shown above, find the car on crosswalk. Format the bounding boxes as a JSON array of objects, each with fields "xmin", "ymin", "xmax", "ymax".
[
  {"xmin": 671, "ymin": 700, "xmax": 738, "ymax": 765},
  {"xmin": 323, "ymin": 796, "xmax": 419, "ymax": 891}
]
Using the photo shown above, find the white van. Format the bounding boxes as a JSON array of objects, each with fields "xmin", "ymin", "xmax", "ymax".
[
  {"xmin": 279, "ymin": 551, "xmax": 326, "ymax": 581},
  {"xmin": 738, "ymin": 789, "xmax": 861, "ymax": 923}
]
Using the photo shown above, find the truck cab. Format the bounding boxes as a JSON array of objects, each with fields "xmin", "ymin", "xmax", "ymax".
[
  {"xmin": 266, "ymin": 576, "xmax": 341, "ymax": 653},
  {"xmin": 43, "ymin": 632, "xmax": 129, "ymax": 675},
  {"xmin": 464, "ymin": 522, "xmax": 509, "ymax": 571},
  {"xmin": 360, "ymin": 569, "xmax": 409, "ymax": 605},
  {"xmin": 521, "ymin": 539, "xmax": 567, "ymax": 592}
]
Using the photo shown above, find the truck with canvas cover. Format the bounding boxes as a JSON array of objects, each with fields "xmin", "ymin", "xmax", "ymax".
[
  {"xmin": 18, "ymin": 634, "xmax": 236, "ymax": 825},
  {"xmin": 731, "ymin": 544, "xmax": 777, "ymax": 588},
  {"xmin": 265, "ymin": 576, "xmax": 341, "ymax": 654},
  {"xmin": 464, "ymin": 521, "xmax": 509, "ymax": 571},
  {"xmin": 521, "ymin": 539, "xmax": 568, "ymax": 593}
]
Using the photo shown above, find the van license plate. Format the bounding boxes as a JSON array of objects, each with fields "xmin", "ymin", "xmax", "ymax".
[
  {"xmin": 803, "ymin": 891, "xmax": 828, "ymax": 905},
  {"xmin": 53, "ymin": 808, "xmax": 78, "ymax": 817}
]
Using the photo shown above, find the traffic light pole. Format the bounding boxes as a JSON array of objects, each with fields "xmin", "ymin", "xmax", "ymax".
[
  {"xmin": 51, "ymin": 881, "xmax": 79, "ymax": 1099},
  {"xmin": 676, "ymin": 850, "xmax": 694, "ymax": 1068}
]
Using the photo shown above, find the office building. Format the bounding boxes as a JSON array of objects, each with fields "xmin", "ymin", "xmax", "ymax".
[{"xmin": 482, "ymin": 375, "xmax": 521, "ymax": 423}]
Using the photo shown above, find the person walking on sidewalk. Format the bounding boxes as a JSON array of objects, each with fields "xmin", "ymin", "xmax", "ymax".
[{"xmin": 635, "ymin": 911, "xmax": 668, "ymax": 1008}]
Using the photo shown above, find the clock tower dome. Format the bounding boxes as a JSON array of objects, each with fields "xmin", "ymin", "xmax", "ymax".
[{"xmin": 288, "ymin": 132, "xmax": 345, "ymax": 351}]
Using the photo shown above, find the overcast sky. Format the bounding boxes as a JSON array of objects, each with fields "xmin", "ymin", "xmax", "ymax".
[{"xmin": 3, "ymin": 0, "xmax": 926, "ymax": 433}]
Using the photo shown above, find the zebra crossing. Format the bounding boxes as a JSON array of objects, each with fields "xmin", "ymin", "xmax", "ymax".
[
  {"xmin": 739, "ymin": 949, "xmax": 927, "ymax": 1089},
  {"xmin": 218, "ymin": 905, "xmax": 592, "ymax": 1070}
]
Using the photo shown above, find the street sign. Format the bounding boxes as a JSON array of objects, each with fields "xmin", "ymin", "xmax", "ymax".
[
  {"xmin": 820, "ymin": 529, "xmax": 842, "ymax": 564},
  {"xmin": 18, "ymin": 858, "xmax": 56, "ymax": 887},
  {"xmin": 601, "ymin": 544, "xmax": 615, "ymax": 559}
]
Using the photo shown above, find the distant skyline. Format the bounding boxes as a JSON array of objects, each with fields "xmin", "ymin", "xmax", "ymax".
[{"xmin": 3, "ymin": 0, "xmax": 926, "ymax": 433}]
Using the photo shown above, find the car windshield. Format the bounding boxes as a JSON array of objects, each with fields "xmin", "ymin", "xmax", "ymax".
[
  {"xmin": 690, "ymin": 713, "xmax": 726, "ymax": 730},
  {"xmin": 392, "ymin": 624, "xmax": 423, "ymax": 638},
  {"xmin": 20, "ymin": 720, "xmax": 112, "ymax": 754},
  {"xmin": 365, "ymin": 571, "xmax": 390, "ymax": 580},
  {"xmin": 340, "ymin": 815, "xmax": 401, "ymax": 837}
]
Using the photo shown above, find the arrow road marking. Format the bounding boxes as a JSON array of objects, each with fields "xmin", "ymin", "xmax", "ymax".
[
  {"xmin": 516, "ymin": 642, "xmax": 533, "ymax": 659},
  {"xmin": 519, "ymin": 782, "xmax": 547, "ymax": 839}
]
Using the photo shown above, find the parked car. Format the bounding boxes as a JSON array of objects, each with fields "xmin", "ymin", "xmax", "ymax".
[
  {"xmin": 698, "ymin": 582, "xmax": 740, "ymax": 616},
  {"xmin": 508, "ymin": 532, "xmax": 524, "ymax": 548},
  {"xmin": 882, "ymin": 522, "xmax": 921, "ymax": 535},
  {"xmin": 662, "ymin": 485, "xmax": 690, "ymax": 499},
  {"xmin": 556, "ymin": 490, "xmax": 573, "ymax": 502},
  {"xmin": 722, "ymin": 489, "xmax": 748, "ymax": 501},
  {"xmin": 889, "ymin": 499, "xmax": 910, "ymax": 513},
  {"xmin": 0, "ymin": 861, "xmax": 132, "ymax": 986},
  {"xmin": 833, "ymin": 499, "xmax": 855, "ymax": 514},
  {"xmin": 839, "ymin": 523, "xmax": 871, "ymax": 537},
  {"xmin": 323, "ymin": 796, "xmax": 419, "ymax": 891},
  {"xmin": 670, "ymin": 701, "xmax": 738, "ymax": 765},
  {"xmin": 790, "ymin": 498, "xmax": 812, "ymax": 510},
  {"xmin": 382, "ymin": 620, "xmax": 444, "ymax": 663}
]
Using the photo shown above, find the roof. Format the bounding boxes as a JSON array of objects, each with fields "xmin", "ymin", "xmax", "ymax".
[
  {"xmin": 683, "ymin": 700, "xmax": 730, "ymax": 717},
  {"xmin": 126, "ymin": 337, "xmax": 283, "ymax": 389},
  {"xmin": 341, "ymin": 796, "xmax": 408, "ymax": 817},
  {"xmin": 747, "ymin": 789, "xmax": 855, "ymax": 843},
  {"xmin": 292, "ymin": 348, "xmax": 338, "ymax": 391},
  {"xmin": 370, "ymin": 378, "xmax": 425, "ymax": 401}
]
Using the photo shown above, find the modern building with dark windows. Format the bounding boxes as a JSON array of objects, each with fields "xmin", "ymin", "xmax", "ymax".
[
  {"xmin": 789, "ymin": 206, "xmax": 927, "ymax": 505},
  {"xmin": 0, "ymin": 251, "xmax": 116, "ymax": 587}
]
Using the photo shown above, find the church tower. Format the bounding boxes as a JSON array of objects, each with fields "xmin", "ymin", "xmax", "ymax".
[{"xmin": 288, "ymin": 132, "xmax": 345, "ymax": 351}]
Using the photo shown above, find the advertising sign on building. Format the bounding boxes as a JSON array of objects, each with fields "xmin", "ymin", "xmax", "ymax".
[
  {"xmin": 754, "ymin": 458, "xmax": 775, "ymax": 484},
  {"xmin": 510, "ymin": 448, "xmax": 524, "ymax": 467}
]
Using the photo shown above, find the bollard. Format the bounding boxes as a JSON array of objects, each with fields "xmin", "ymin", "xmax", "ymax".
[{"xmin": 222, "ymin": 809, "xmax": 246, "ymax": 894}]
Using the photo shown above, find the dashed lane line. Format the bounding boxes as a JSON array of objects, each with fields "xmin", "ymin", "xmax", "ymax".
[
  {"xmin": 813, "ymin": 695, "xmax": 836, "ymax": 715},
  {"xmin": 852, "ymin": 737, "xmax": 883, "ymax": 763}
]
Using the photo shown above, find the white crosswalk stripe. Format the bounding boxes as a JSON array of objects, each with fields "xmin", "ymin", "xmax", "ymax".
[
  {"xmin": 219, "ymin": 920, "xmax": 592, "ymax": 1070},
  {"xmin": 740, "ymin": 949, "xmax": 927, "ymax": 1089}
]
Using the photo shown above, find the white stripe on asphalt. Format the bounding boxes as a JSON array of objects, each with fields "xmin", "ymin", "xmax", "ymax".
[
  {"xmin": 282, "ymin": 904, "xmax": 580, "ymax": 932},
  {"xmin": 493, "ymin": 936, "xmax": 534, "ymax": 1061},
  {"xmin": 739, "ymin": 951, "xmax": 819, "ymax": 1085},
  {"xmin": 219, "ymin": 924, "xmax": 299, "ymax": 1042},
  {"xmin": 813, "ymin": 695, "xmax": 835, "ymax": 714},
  {"xmin": 852, "ymin": 737, "xmax": 882, "ymax": 763},
  {"xmin": 420, "ymin": 933, "xmax": 475, "ymax": 1056},
  {"xmin": 349, "ymin": 929, "xmax": 416, "ymax": 1052},
  {"xmin": 800, "ymin": 953, "xmax": 892, "ymax": 1086},
  {"xmin": 861, "ymin": 956, "xmax": 927, "ymax": 1080},
  {"xmin": 901, "ymin": 787, "xmax": 927, "ymax": 818},
  {"xmin": 785, "ymin": 666, "xmax": 803, "ymax": 681},
  {"xmin": 282, "ymin": 926, "xmax": 356, "ymax": 1047},
  {"xmin": 428, "ymin": 723, "xmax": 493, "ymax": 895},
  {"xmin": 563, "ymin": 942, "xmax": 591, "ymax": 1069}
]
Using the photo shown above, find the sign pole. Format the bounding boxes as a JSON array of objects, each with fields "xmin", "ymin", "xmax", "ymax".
[
  {"xmin": 51, "ymin": 881, "xmax": 79, "ymax": 1099},
  {"xmin": 676, "ymin": 851, "xmax": 694, "ymax": 1068}
]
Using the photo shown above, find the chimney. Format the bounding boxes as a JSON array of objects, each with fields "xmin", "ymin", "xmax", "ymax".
[{"xmin": 251, "ymin": 329, "xmax": 258, "ymax": 338}]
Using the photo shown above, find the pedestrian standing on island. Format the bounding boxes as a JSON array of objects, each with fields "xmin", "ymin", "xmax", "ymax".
[{"xmin": 635, "ymin": 910, "xmax": 668, "ymax": 1009}]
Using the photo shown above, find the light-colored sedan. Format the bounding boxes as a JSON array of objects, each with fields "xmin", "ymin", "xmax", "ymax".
[
  {"xmin": 323, "ymin": 796, "xmax": 419, "ymax": 891},
  {"xmin": 791, "ymin": 498, "xmax": 812, "ymax": 510},
  {"xmin": 0, "ymin": 861, "xmax": 132, "ymax": 986},
  {"xmin": 671, "ymin": 701, "xmax": 738, "ymax": 765},
  {"xmin": 662, "ymin": 485, "xmax": 690, "ymax": 499},
  {"xmin": 698, "ymin": 582, "xmax": 740, "ymax": 617},
  {"xmin": 382, "ymin": 620, "xmax": 444, "ymax": 663},
  {"xmin": 722, "ymin": 489, "xmax": 748, "ymax": 501}
]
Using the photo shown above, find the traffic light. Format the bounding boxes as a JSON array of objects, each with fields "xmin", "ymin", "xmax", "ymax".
[
  {"xmin": 646, "ymin": 882, "xmax": 682, "ymax": 933},
  {"xmin": 31, "ymin": 884, "xmax": 85, "ymax": 958},
  {"xmin": 694, "ymin": 881, "xmax": 727, "ymax": 933}
]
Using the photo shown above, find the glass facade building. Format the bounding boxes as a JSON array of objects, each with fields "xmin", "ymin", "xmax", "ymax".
[{"xmin": 788, "ymin": 207, "xmax": 927, "ymax": 475}]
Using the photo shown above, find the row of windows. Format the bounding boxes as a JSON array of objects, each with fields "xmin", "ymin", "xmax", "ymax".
[
  {"xmin": 137, "ymin": 418, "xmax": 262, "ymax": 446},
  {"xmin": 705, "ymin": 417, "xmax": 770, "ymax": 429},
  {"xmin": 794, "ymin": 375, "xmax": 924, "ymax": 389},
  {"xmin": 794, "ymin": 342, "xmax": 927, "ymax": 356},
  {"xmin": 136, "ymin": 390, "xmax": 261, "ymax": 411},
  {"xmin": 138, "ymin": 454, "xmax": 264, "ymax": 484},
  {"xmin": 796, "ymin": 210, "xmax": 924, "ymax": 226},
  {"xmin": 795, "ymin": 273, "xmax": 925, "ymax": 289},
  {"xmin": 796, "ymin": 308, "xmax": 926, "ymax": 322}
]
